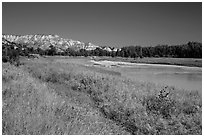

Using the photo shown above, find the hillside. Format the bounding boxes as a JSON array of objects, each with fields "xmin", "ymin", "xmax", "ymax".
[{"xmin": 2, "ymin": 34, "xmax": 100, "ymax": 51}]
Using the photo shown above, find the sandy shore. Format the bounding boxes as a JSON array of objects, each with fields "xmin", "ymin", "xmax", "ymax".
[{"xmin": 90, "ymin": 60, "xmax": 202, "ymax": 70}]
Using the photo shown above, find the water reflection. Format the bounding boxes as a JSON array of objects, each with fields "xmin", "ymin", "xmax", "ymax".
[{"xmin": 118, "ymin": 65, "xmax": 202, "ymax": 92}]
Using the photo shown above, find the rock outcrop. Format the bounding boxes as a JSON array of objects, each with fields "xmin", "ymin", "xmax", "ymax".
[{"xmin": 2, "ymin": 34, "xmax": 100, "ymax": 51}]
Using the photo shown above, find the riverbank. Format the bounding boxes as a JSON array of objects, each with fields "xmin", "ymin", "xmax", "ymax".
[{"xmin": 93, "ymin": 57, "xmax": 202, "ymax": 68}]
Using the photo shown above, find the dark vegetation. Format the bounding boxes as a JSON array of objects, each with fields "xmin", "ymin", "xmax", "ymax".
[
  {"xmin": 41, "ymin": 41, "xmax": 201, "ymax": 58},
  {"xmin": 2, "ymin": 39, "xmax": 202, "ymax": 64},
  {"xmin": 2, "ymin": 40, "xmax": 21, "ymax": 66},
  {"xmin": 2, "ymin": 58, "xmax": 202, "ymax": 135},
  {"xmin": 40, "ymin": 41, "xmax": 201, "ymax": 58}
]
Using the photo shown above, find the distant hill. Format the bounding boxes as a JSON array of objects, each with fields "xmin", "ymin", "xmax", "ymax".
[{"xmin": 2, "ymin": 34, "xmax": 102, "ymax": 51}]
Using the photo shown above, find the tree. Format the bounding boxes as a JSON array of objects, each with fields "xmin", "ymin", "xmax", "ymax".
[{"xmin": 47, "ymin": 45, "xmax": 56, "ymax": 56}]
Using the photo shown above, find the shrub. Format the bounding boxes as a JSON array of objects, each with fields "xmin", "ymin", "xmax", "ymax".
[
  {"xmin": 143, "ymin": 95, "xmax": 177, "ymax": 119},
  {"xmin": 2, "ymin": 45, "xmax": 20, "ymax": 66}
]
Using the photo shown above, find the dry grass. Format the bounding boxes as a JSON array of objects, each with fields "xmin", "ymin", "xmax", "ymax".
[
  {"xmin": 2, "ymin": 63, "xmax": 128, "ymax": 135},
  {"xmin": 2, "ymin": 58, "xmax": 202, "ymax": 135}
]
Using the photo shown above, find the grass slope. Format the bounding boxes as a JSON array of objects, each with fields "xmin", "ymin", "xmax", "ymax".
[{"xmin": 2, "ymin": 58, "xmax": 202, "ymax": 135}]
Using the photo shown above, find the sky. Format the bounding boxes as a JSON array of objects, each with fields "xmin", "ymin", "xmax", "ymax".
[{"xmin": 2, "ymin": 2, "xmax": 202, "ymax": 47}]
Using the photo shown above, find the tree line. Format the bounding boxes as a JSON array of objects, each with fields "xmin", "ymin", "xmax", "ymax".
[
  {"xmin": 2, "ymin": 41, "xmax": 202, "ymax": 65},
  {"xmin": 36, "ymin": 41, "xmax": 202, "ymax": 58}
]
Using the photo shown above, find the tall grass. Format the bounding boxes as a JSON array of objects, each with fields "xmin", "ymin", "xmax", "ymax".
[
  {"xmin": 2, "ymin": 63, "xmax": 127, "ymax": 135},
  {"xmin": 2, "ymin": 59, "xmax": 202, "ymax": 135}
]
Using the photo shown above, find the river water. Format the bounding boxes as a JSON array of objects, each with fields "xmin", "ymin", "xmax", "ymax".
[
  {"xmin": 118, "ymin": 65, "xmax": 201, "ymax": 92},
  {"xmin": 90, "ymin": 60, "xmax": 202, "ymax": 92}
]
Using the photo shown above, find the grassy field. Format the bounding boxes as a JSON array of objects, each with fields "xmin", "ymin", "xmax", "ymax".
[
  {"xmin": 2, "ymin": 57, "xmax": 202, "ymax": 135},
  {"xmin": 94, "ymin": 56, "xmax": 202, "ymax": 67}
]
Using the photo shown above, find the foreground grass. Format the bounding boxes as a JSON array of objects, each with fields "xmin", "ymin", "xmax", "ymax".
[
  {"xmin": 2, "ymin": 63, "xmax": 127, "ymax": 135},
  {"xmin": 2, "ymin": 58, "xmax": 202, "ymax": 135},
  {"xmin": 94, "ymin": 56, "xmax": 202, "ymax": 67}
]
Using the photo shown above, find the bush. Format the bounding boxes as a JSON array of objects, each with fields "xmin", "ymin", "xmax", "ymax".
[
  {"xmin": 2, "ymin": 45, "xmax": 20, "ymax": 66},
  {"xmin": 143, "ymin": 95, "xmax": 177, "ymax": 119},
  {"xmin": 2, "ymin": 56, "xmax": 9, "ymax": 63}
]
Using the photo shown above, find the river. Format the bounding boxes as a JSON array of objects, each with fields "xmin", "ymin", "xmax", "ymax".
[{"xmin": 90, "ymin": 60, "xmax": 202, "ymax": 92}]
